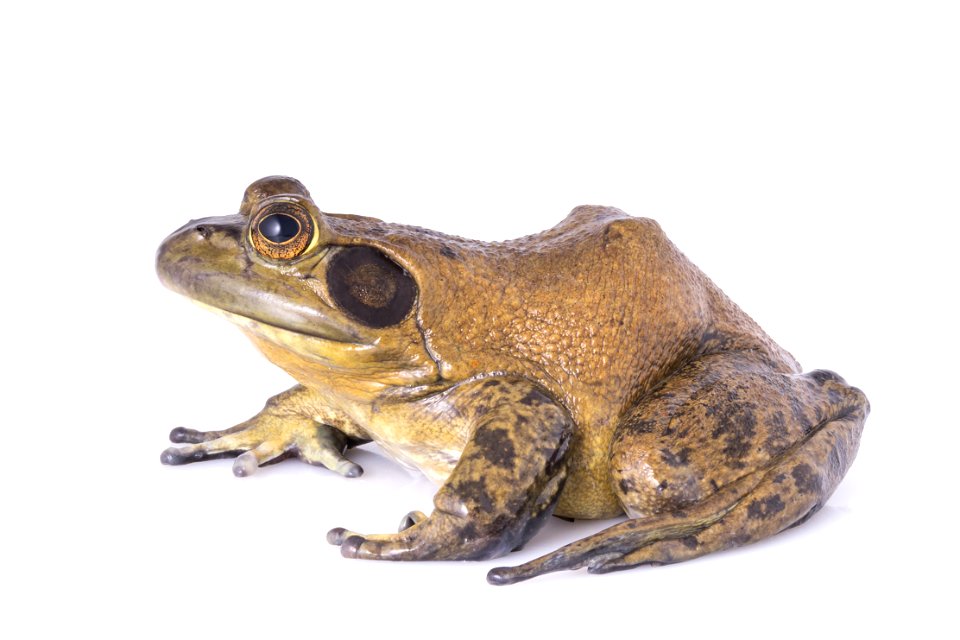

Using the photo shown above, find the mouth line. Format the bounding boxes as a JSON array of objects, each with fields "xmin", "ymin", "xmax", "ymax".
[{"xmin": 192, "ymin": 300, "xmax": 369, "ymax": 345}]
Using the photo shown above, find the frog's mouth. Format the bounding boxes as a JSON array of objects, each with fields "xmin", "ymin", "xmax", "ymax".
[
  {"xmin": 194, "ymin": 300, "xmax": 386, "ymax": 365},
  {"xmin": 191, "ymin": 300, "xmax": 364, "ymax": 344}
]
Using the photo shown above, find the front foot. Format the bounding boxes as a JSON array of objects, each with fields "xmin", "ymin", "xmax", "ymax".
[
  {"xmin": 160, "ymin": 387, "xmax": 364, "ymax": 478},
  {"xmin": 326, "ymin": 509, "xmax": 506, "ymax": 561}
]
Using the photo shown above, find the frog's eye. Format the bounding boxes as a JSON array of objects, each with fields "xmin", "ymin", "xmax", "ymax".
[
  {"xmin": 250, "ymin": 202, "xmax": 314, "ymax": 260},
  {"xmin": 327, "ymin": 246, "xmax": 417, "ymax": 328}
]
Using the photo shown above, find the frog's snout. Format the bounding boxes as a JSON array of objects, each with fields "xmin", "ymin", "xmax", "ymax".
[{"xmin": 155, "ymin": 215, "xmax": 246, "ymax": 294}]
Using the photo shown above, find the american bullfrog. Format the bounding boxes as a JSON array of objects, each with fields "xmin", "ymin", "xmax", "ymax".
[{"xmin": 156, "ymin": 176, "xmax": 869, "ymax": 584}]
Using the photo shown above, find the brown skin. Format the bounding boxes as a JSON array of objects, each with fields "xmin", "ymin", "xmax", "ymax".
[{"xmin": 157, "ymin": 176, "xmax": 869, "ymax": 584}]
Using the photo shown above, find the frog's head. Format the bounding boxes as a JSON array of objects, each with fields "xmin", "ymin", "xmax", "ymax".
[{"xmin": 156, "ymin": 176, "xmax": 441, "ymax": 391}]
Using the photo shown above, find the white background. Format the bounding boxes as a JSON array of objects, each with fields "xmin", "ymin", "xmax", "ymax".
[{"xmin": 2, "ymin": 2, "xmax": 957, "ymax": 638}]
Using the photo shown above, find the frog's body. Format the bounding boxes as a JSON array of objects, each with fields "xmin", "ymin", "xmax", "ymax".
[{"xmin": 157, "ymin": 177, "xmax": 868, "ymax": 583}]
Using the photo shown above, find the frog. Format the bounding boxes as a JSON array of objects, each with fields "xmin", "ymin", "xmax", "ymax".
[{"xmin": 156, "ymin": 176, "xmax": 869, "ymax": 584}]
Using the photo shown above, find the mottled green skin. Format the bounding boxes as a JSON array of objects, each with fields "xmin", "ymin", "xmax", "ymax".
[{"xmin": 157, "ymin": 176, "xmax": 869, "ymax": 583}]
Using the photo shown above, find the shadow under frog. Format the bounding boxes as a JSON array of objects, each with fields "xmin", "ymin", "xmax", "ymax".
[{"xmin": 156, "ymin": 176, "xmax": 869, "ymax": 584}]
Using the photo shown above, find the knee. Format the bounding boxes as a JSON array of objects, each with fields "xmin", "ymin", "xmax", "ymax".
[
  {"xmin": 611, "ymin": 445, "xmax": 704, "ymax": 518},
  {"xmin": 806, "ymin": 369, "xmax": 846, "ymax": 385},
  {"xmin": 805, "ymin": 369, "xmax": 870, "ymax": 418}
]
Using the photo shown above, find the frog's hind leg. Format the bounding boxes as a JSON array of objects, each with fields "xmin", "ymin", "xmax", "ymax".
[{"xmin": 487, "ymin": 352, "xmax": 868, "ymax": 584}]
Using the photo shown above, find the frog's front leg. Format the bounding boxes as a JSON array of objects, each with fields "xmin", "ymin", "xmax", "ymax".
[
  {"xmin": 160, "ymin": 385, "xmax": 368, "ymax": 478},
  {"xmin": 328, "ymin": 378, "xmax": 573, "ymax": 561}
]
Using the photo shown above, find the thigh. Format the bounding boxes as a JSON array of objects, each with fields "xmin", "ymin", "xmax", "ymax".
[{"xmin": 611, "ymin": 350, "xmax": 864, "ymax": 518}]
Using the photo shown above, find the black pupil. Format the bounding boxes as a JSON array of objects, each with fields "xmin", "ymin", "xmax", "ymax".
[{"xmin": 259, "ymin": 213, "xmax": 300, "ymax": 243}]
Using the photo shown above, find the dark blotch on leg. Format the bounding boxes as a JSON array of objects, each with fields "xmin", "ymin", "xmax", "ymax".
[
  {"xmin": 746, "ymin": 494, "xmax": 786, "ymax": 520},
  {"xmin": 453, "ymin": 478, "xmax": 495, "ymax": 512},
  {"xmin": 791, "ymin": 463, "xmax": 821, "ymax": 495},
  {"xmin": 519, "ymin": 390, "xmax": 549, "ymax": 406},
  {"xmin": 340, "ymin": 535, "xmax": 365, "ymax": 558},
  {"xmin": 470, "ymin": 427, "xmax": 516, "ymax": 469},
  {"xmin": 660, "ymin": 447, "xmax": 691, "ymax": 467}
]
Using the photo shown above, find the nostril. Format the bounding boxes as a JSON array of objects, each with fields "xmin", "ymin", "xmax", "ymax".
[{"xmin": 195, "ymin": 225, "xmax": 211, "ymax": 239}]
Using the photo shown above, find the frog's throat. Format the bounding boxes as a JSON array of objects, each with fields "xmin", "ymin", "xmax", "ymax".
[{"xmin": 189, "ymin": 300, "xmax": 442, "ymax": 393}]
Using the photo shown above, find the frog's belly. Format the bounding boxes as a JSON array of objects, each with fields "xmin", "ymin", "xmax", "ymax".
[
  {"xmin": 554, "ymin": 441, "xmax": 624, "ymax": 519},
  {"xmin": 360, "ymin": 398, "xmax": 475, "ymax": 485},
  {"xmin": 373, "ymin": 438, "xmax": 462, "ymax": 485}
]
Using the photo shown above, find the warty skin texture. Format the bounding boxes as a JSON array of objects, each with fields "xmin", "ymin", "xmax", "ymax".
[{"xmin": 157, "ymin": 176, "xmax": 868, "ymax": 583}]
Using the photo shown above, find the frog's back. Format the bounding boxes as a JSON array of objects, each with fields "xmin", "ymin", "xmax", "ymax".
[{"xmin": 415, "ymin": 206, "xmax": 771, "ymax": 405}]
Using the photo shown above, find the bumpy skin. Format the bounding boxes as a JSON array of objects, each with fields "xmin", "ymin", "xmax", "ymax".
[{"xmin": 156, "ymin": 176, "xmax": 869, "ymax": 584}]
